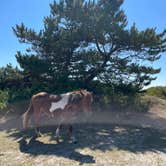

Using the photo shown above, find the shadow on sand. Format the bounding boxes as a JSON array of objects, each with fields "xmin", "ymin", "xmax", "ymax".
[{"xmin": 0, "ymin": 113, "xmax": 166, "ymax": 165}]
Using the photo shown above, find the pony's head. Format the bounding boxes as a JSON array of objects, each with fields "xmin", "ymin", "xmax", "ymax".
[{"xmin": 69, "ymin": 89, "xmax": 93, "ymax": 121}]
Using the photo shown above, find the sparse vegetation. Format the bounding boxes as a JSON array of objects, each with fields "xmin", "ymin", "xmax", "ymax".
[
  {"xmin": 0, "ymin": 90, "xmax": 9, "ymax": 110},
  {"xmin": 146, "ymin": 86, "xmax": 166, "ymax": 100}
]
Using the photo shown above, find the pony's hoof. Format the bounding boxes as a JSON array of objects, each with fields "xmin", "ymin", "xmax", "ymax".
[
  {"xmin": 35, "ymin": 132, "xmax": 42, "ymax": 138},
  {"xmin": 71, "ymin": 137, "xmax": 77, "ymax": 144},
  {"xmin": 37, "ymin": 132, "xmax": 42, "ymax": 137},
  {"xmin": 72, "ymin": 140, "xmax": 77, "ymax": 144},
  {"xmin": 70, "ymin": 140, "xmax": 77, "ymax": 144}
]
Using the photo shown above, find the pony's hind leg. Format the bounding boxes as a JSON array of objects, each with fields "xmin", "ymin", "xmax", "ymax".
[{"xmin": 33, "ymin": 111, "xmax": 42, "ymax": 138}]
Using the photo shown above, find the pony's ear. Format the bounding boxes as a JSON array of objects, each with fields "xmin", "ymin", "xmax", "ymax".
[{"xmin": 70, "ymin": 93, "xmax": 83, "ymax": 104}]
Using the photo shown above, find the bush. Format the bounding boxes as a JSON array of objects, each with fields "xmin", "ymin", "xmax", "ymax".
[
  {"xmin": 94, "ymin": 92, "xmax": 150, "ymax": 112},
  {"xmin": 0, "ymin": 90, "xmax": 9, "ymax": 109},
  {"xmin": 146, "ymin": 86, "xmax": 166, "ymax": 100}
]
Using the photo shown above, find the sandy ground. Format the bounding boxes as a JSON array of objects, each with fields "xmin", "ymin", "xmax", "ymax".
[{"xmin": 0, "ymin": 98, "xmax": 166, "ymax": 166}]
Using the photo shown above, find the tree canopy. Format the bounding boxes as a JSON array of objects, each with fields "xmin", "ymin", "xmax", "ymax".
[{"xmin": 12, "ymin": 0, "xmax": 166, "ymax": 93}]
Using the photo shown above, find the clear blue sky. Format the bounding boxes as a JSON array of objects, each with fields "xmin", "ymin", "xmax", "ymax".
[{"xmin": 0, "ymin": 0, "xmax": 166, "ymax": 87}]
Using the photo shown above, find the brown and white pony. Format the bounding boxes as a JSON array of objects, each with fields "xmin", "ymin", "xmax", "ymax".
[{"xmin": 22, "ymin": 89, "xmax": 93, "ymax": 143}]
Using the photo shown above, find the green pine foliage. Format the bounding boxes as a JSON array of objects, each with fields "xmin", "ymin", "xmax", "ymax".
[
  {"xmin": 0, "ymin": 64, "xmax": 23, "ymax": 90},
  {"xmin": 12, "ymin": 0, "xmax": 166, "ymax": 94}
]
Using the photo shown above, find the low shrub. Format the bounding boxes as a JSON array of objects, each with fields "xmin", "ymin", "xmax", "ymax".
[
  {"xmin": 146, "ymin": 86, "xmax": 166, "ymax": 100},
  {"xmin": 94, "ymin": 93, "xmax": 150, "ymax": 112},
  {"xmin": 0, "ymin": 90, "xmax": 9, "ymax": 109}
]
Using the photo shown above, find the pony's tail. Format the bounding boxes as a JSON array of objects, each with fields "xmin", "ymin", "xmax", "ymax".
[{"xmin": 22, "ymin": 99, "xmax": 34, "ymax": 129}]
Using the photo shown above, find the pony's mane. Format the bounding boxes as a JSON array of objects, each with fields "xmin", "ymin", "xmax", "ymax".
[{"xmin": 70, "ymin": 89, "xmax": 89, "ymax": 94}]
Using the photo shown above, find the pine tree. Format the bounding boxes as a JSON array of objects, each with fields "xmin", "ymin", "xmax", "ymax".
[{"xmin": 13, "ymin": 0, "xmax": 166, "ymax": 92}]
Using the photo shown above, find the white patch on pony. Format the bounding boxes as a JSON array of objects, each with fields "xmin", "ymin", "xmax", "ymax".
[{"xmin": 49, "ymin": 93, "xmax": 70, "ymax": 112}]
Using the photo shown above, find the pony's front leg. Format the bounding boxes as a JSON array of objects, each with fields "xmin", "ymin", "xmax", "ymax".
[
  {"xmin": 33, "ymin": 112, "xmax": 42, "ymax": 138},
  {"xmin": 35, "ymin": 127, "xmax": 42, "ymax": 137},
  {"xmin": 55, "ymin": 124, "xmax": 62, "ymax": 143},
  {"xmin": 68, "ymin": 125, "xmax": 77, "ymax": 144}
]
